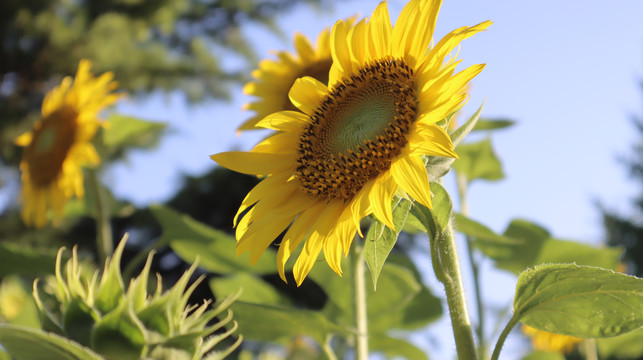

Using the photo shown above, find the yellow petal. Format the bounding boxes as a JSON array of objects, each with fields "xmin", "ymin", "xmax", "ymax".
[
  {"xmin": 277, "ymin": 201, "xmax": 326, "ymax": 282},
  {"xmin": 233, "ymin": 172, "xmax": 292, "ymax": 226},
  {"xmin": 390, "ymin": 0, "xmax": 421, "ymax": 59},
  {"xmin": 254, "ymin": 110, "xmax": 310, "ymax": 132},
  {"xmin": 211, "ymin": 151, "xmax": 295, "ymax": 175},
  {"xmin": 347, "ymin": 19, "xmax": 367, "ymax": 67},
  {"xmin": 288, "ymin": 77, "xmax": 328, "ymax": 116},
  {"xmin": 390, "ymin": 155, "xmax": 433, "ymax": 209},
  {"xmin": 368, "ymin": 174, "xmax": 397, "ymax": 230},
  {"xmin": 368, "ymin": 1, "xmax": 392, "ymax": 60},
  {"xmin": 251, "ymin": 131, "xmax": 300, "ymax": 154},
  {"xmin": 294, "ymin": 32, "xmax": 316, "ymax": 63},
  {"xmin": 14, "ymin": 131, "xmax": 33, "ymax": 147},
  {"xmin": 408, "ymin": 123, "xmax": 458, "ymax": 158},
  {"xmin": 330, "ymin": 20, "xmax": 353, "ymax": 79},
  {"xmin": 293, "ymin": 202, "xmax": 344, "ymax": 286}
]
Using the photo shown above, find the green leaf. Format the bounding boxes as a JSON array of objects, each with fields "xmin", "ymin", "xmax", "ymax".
[
  {"xmin": 424, "ymin": 155, "xmax": 455, "ymax": 183},
  {"xmin": 453, "ymin": 138, "xmax": 504, "ymax": 182},
  {"xmin": 231, "ymin": 301, "xmax": 345, "ymax": 344},
  {"xmin": 370, "ymin": 334, "xmax": 428, "ymax": 360},
  {"xmin": 102, "ymin": 114, "xmax": 166, "ymax": 156},
  {"xmin": 522, "ymin": 351, "xmax": 565, "ymax": 360},
  {"xmin": 364, "ymin": 197, "xmax": 414, "ymax": 289},
  {"xmin": 409, "ymin": 182, "xmax": 453, "ymax": 237},
  {"xmin": 0, "ymin": 325, "xmax": 103, "ymax": 360},
  {"xmin": 0, "ymin": 243, "xmax": 58, "ymax": 277},
  {"xmin": 597, "ymin": 328, "xmax": 643, "ymax": 359},
  {"xmin": 450, "ymin": 102, "xmax": 485, "ymax": 146},
  {"xmin": 454, "ymin": 213, "xmax": 514, "ymax": 244},
  {"xmin": 209, "ymin": 273, "xmax": 292, "ymax": 306},
  {"xmin": 91, "ymin": 302, "xmax": 147, "ymax": 360},
  {"xmin": 470, "ymin": 218, "xmax": 622, "ymax": 274},
  {"xmin": 94, "ymin": 238, "xmax": 126, "ymax": 314},
  {"xmin": 151, "ymin": 205, "xmax": 276, "ymax": 275},
  {"xmin": 514, "ymin": 264, "xmax": 643, "ymax": 338},
  {"xmin": 472, "ymin": 118, "xmax": 515, "ymax": 132}
]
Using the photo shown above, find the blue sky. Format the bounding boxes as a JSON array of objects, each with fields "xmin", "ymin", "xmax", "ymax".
[{"xmin": 109, "ymin": 0, "xmax": 643, "ymax": 357}]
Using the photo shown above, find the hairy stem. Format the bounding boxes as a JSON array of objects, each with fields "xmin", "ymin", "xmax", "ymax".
[
  {"xmin": 351, "ymin": 240, "xmax": 368, "ymax": 360},
  {"xmin": 88, "ymin": 169, "xmax": 112, "ymax": 264},
  {"xmin": 439, "ymin": 220, "xmax": 478, "ymax": 360},
  {"xmin": 457, "ymin": 173, "xmax": 487, "ymax": 358}
]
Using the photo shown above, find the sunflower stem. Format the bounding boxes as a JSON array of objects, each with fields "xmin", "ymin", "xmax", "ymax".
[
  {"xmin": 584, "ymin": 338, "xmax": 598, "ymax": 360},
  {"xmin": 440, "ymin": 218, "xmax": 478, "ymax": 360},
  {"xmin": 88, "ymin": 169, "xmax": 112, "ymax": 264},
  {"xmin": 490, "ymin": 314, "xmax": 519, "ymax": 360},
  {"xmin": 351, "ymin": 240, "xmax": 368, "ymax": 360},
  {"xmin": 456, "ymin": 172, "xmax": 487, "ymax": 359},
  {"xmin": 323, "ymin": 334, "xmax": 338, "ymax": 360}
]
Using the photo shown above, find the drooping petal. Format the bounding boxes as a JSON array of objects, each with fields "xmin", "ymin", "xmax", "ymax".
[
  {"xmin": 408, "ymin": 123, "xmax": 458, "ymax": 158},
  {"xmin": 368, "ymin": 174, "xmax": 397, "ymax": 230},
  {"xmin": 293, "ymin": 201, "xmax": 344, "ymax": 285},
  {"xmin": 390, "ymin": 155, "xmax": 433, "ymax": 209},
  {"xmin": 276, "ymin": 201, "xmax": 326, "ymax": 282}
]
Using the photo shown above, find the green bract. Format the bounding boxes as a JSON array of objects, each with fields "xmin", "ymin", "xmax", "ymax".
[{"xmin": 31, "ymin": 235, "xmax": 242, "ymax": 360}]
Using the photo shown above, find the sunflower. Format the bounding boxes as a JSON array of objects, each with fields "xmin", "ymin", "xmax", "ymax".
[
  {"xmin": 15, "ymin": 59, "xmax": 120, "ymax": 228},
  {"xmin": 213, "ymin": 0, "xmax": 491, "ymax": 285},
  {"xmin": 522, "ymin": 324, "xmax": 583, "ymax": 354},
  {"xmin": 239, "ymin": 24, "xmax": 338, "ymax": 131}
]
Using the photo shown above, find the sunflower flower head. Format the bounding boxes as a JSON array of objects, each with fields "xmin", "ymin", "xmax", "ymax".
[
  {"xmin": 213, "ymin": 0, "xmax": 491, "ymax": 285},
  {"xmin": 15, "ymin": 59, "xmax": 121, "ymax": 228},
  {"xmin": 522, "ymin": 324, "xmax": 583, "ymax": 354},
  {"xmin": 239, "ymin": 19, "xmax": 355, "ymax": 131}
]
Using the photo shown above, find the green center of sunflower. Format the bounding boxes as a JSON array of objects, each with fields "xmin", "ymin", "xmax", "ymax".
[
  {"xmin": 26, "ymin": 105, "xmax": 78, "ymax": 187},
  {"xmin": 296, "ymin": 58, "xmax": 417, "ymax": 201}
]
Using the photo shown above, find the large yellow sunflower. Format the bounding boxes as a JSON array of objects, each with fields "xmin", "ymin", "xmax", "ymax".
[
  {"xmin": 15, "ymin": 59, "xmax": 121, "ymax": 228},
  {"xmin": 522, "ymin": 325, "xmax": 582, "ymax": 354},
  {"xmin": 239, "ymin": 25, "xmax": 337, "ymax": 131},
  {"xmin": 213, "ymin": 0, "xmax": 491, "ymax": 285}
]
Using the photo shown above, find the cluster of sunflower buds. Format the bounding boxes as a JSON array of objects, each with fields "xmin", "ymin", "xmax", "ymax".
[{"xmin": 32, "ymin": 235, "xmax": 242, "ymax": 360}]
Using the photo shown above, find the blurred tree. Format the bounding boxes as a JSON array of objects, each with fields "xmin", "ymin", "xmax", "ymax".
[
  {"xmin": 0, "ymin": 0, "xmax": 332, "ymax": 164},
  {"xmin": 601, "ymin": 87, "xmax": 643, "ymax": 277}
]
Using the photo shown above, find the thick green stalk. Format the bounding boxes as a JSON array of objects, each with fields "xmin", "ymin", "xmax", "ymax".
[
  {"xmin": 88, "ymin": 169, "xmax": 112, "ymax": 264},
  {"xmin": 351, "ymin": 241, "xmax": 368, "ymax": 360},
  {"xmin": 439, "ymin": 221, "xmax": 478, "ymax": 360},
  {"xmin": 456, "ymin": 173, "xmax": 487, "ymax": 359}
]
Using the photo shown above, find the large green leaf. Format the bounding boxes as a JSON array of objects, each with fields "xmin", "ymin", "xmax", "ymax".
[
  {"xmin": 209, "ymin": 273, "xmax": 292, "ymax": 306},
  {"xmin": 514, "ymin": 264, "xmax": 643, "ymax": 338},
  {"xmin": 102, "ymin": 114, "xmax": 166, "ymax": 158},
  {"xmin": 364, "ymin": 197, "xmax": 414, "ymax": 288},
  {"xmin": 151, "ymin": 205, "xmax": 276, "ymax": 274},
  {"xmin": 370, "ymin": 334, "xmax": 428, "ymax": 360},
  {"xmin": 231, "ymin": 301, "xmax": 345, "ymax": 344},
  {"xmin": 0, "ymin": 325, "xmax": 103, "ymax": 360},
  {"xmin": 467, "ymin": 218, "xmax": 622, "ymax": 274},
  {"xmin": 0, "ymin": 243, "xmax": 58, "ymax": 277},
  {"xmin": 597, "ymin": 328, "xmax": 643, "ymax": 359},
  {"xmin": 452, "ymin": 138, "xmax": 504, "ymax": 182}
]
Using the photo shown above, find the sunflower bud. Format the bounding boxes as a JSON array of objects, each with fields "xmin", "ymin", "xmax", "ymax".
[{"xmin": 32, "ymin": 235, "xmax": 242, "ymax": 360}]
